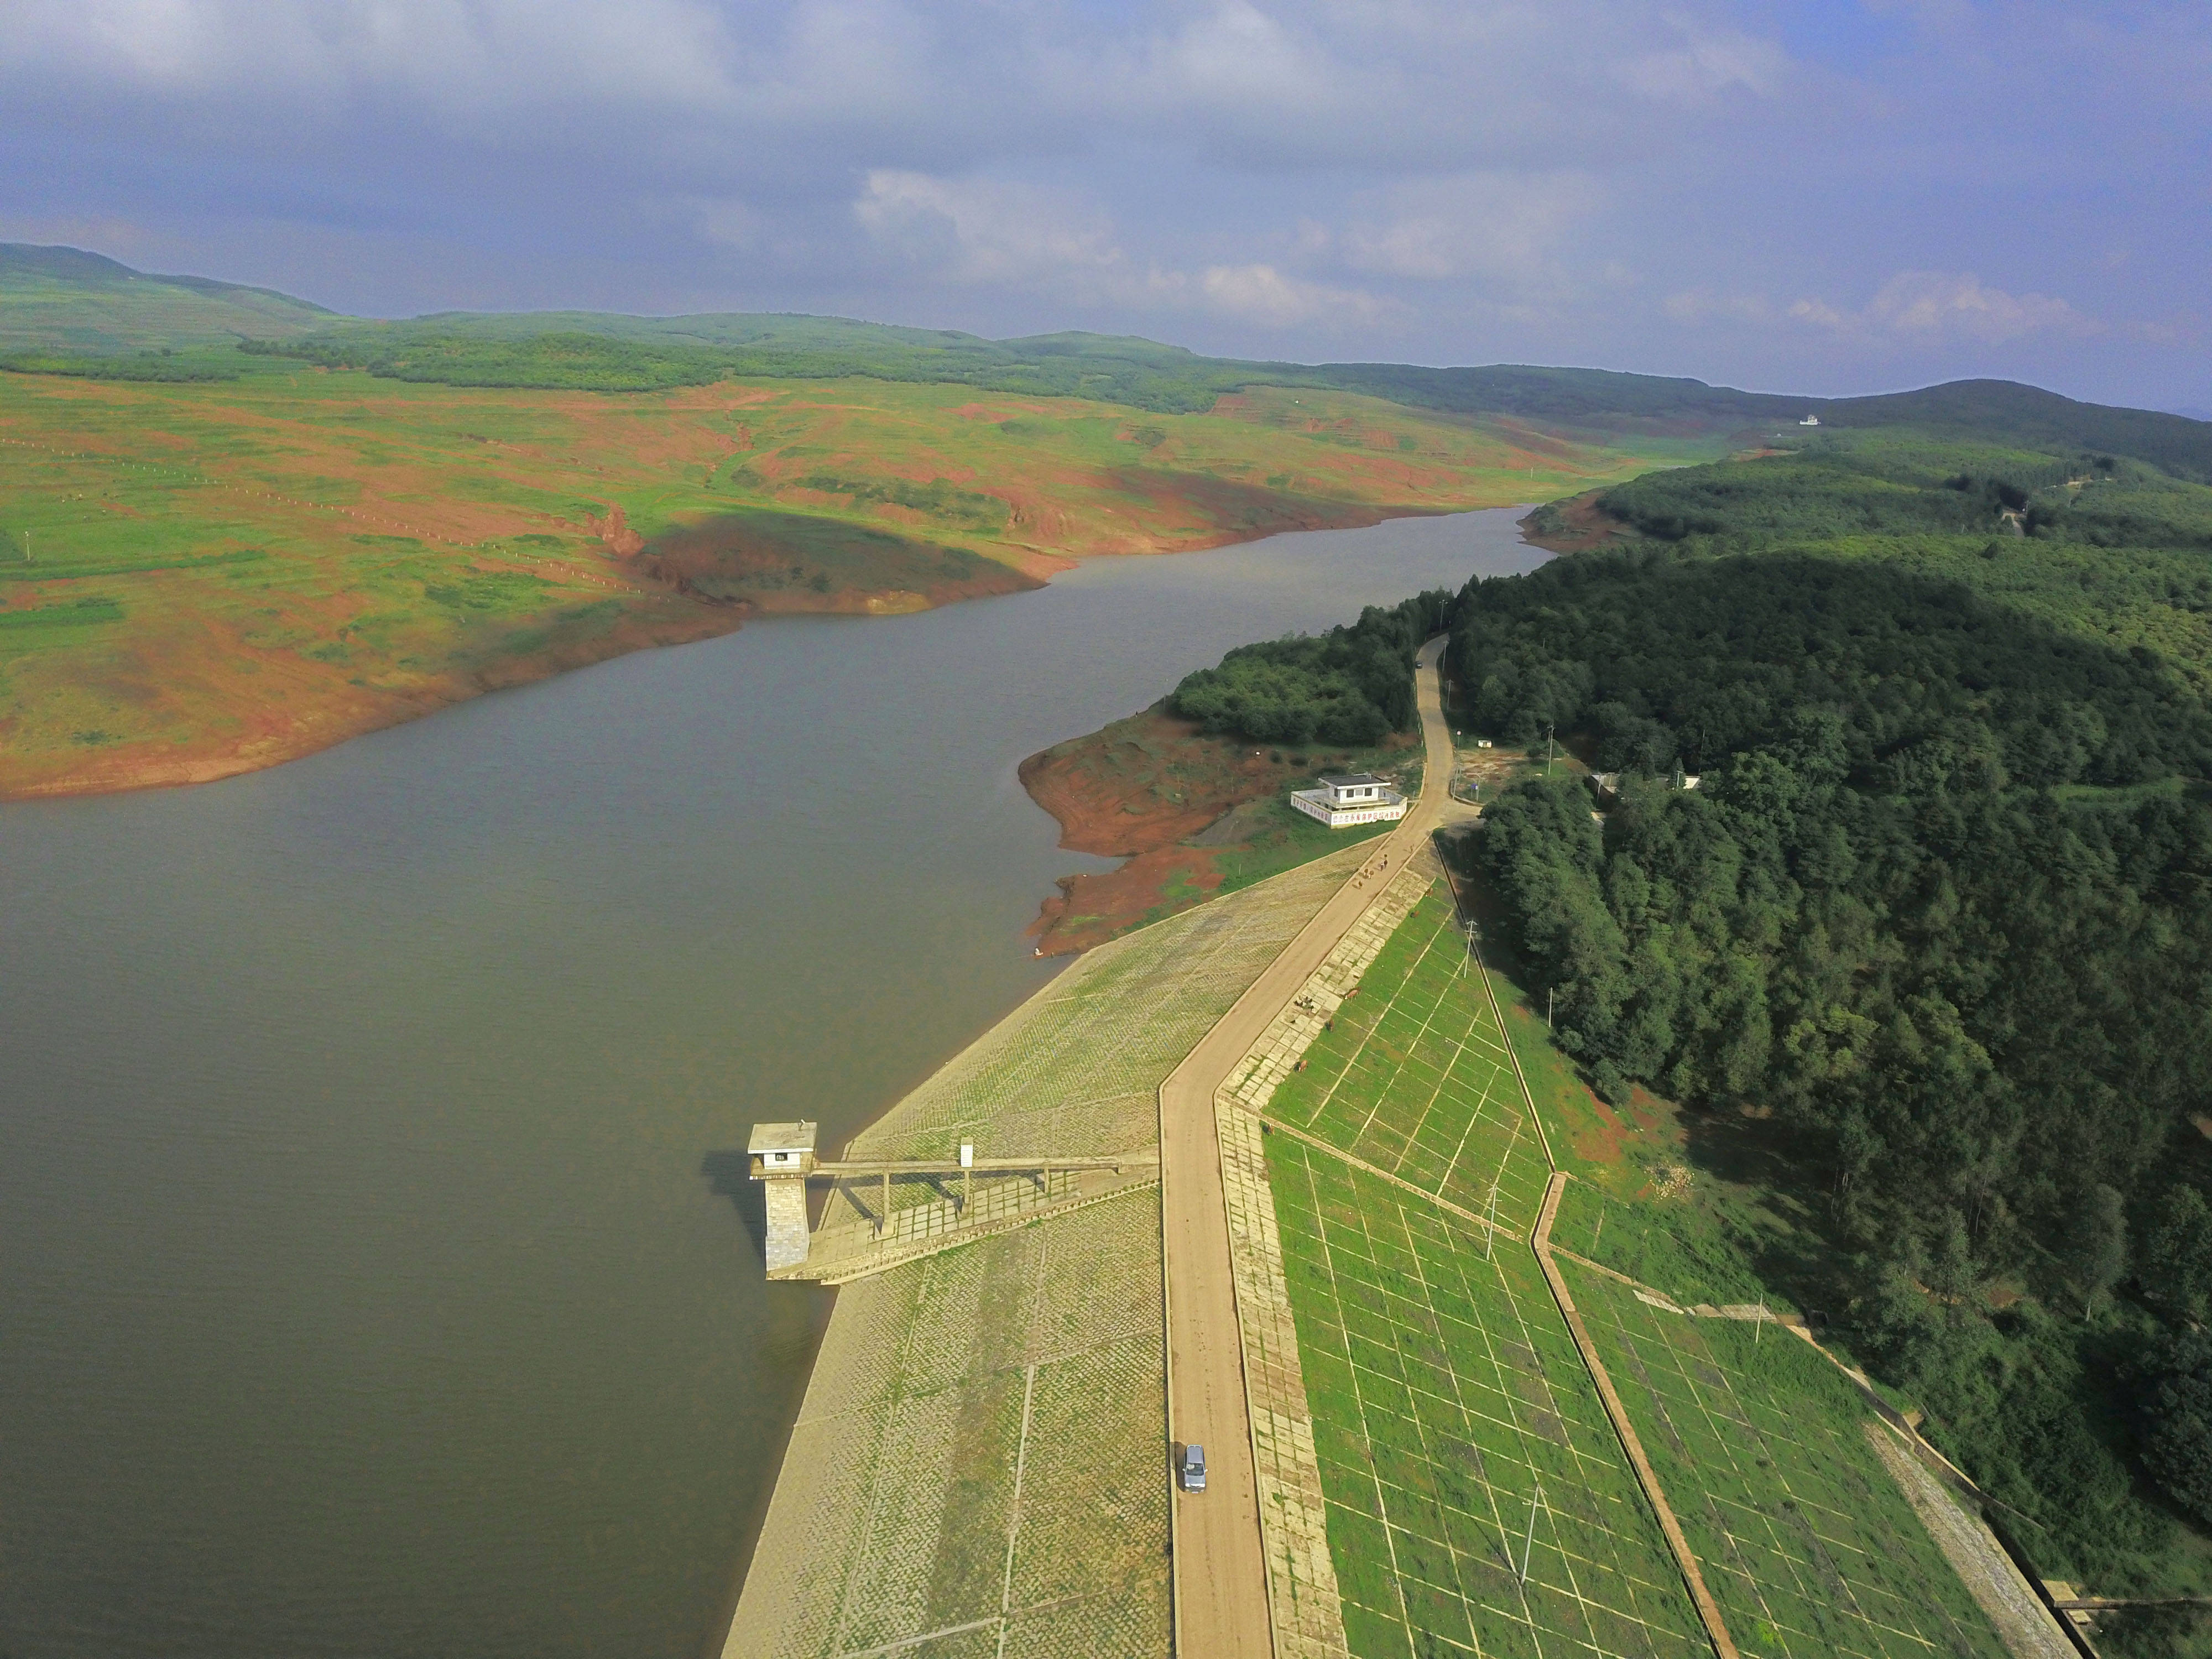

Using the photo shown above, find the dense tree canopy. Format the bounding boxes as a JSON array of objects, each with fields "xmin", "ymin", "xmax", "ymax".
[
  {"xmin": 1172, "ymin": 589, "xmax": 1453, "ymax": 747},
  {"xmin": 1453, "ymin": 431, "xmax": 2212, "ymax": 1595},
  {"xmin": 1152, "ymin": 420, "xmax": 2212, "ymax": 1606},
  {"xmin": 1460, "ymin": 447, "xmax": 2212, "ymax": 1270}
]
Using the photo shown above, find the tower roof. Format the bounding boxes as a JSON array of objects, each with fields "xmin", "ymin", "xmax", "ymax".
[{"xmin": 748, "ymin": 1121, "xmax": 818, "ymax": 1155}]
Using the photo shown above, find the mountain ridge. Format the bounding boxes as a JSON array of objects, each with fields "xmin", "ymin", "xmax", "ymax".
[{"xmin": 9, "ymin": 241, "xmax": 2206, "ymax": 478}]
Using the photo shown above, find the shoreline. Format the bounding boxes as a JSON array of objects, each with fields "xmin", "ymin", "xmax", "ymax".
[
  {"xmin": 1015, "ymin": 703, "xmax": 1416, "ymax": 956},
  {"xmin": 1, "ymin": 501, "xmax": 1453, "ymax": 804}
]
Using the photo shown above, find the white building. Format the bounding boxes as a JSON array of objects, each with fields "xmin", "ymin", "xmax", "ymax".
[
  {"xmin": 1799, "ymin": 415, "xmax": 1822, "ymax": 426},
  {"xmin": 1290, "ymin": 772, "xmax": 1408, "ymax": 829}
]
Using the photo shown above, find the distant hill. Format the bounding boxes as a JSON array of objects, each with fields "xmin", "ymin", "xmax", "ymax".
[
  {"xmin": 1817, "ymin": 379, "xmax": 2212, "ymax": 485},
  {"xmin": 9, "ymin": 242, "xmax": 2210, "ymax": 481},
  {"xmin": 0, "ymin": 243, "xmax": 334, "ymax": 352}
]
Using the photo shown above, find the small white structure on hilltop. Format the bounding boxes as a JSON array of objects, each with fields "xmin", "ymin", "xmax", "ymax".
[
  {"xmin": 1290, "ymin": 772, "xmax": 1408, "ymax": 830},
  {"xmin": 1799, "ymin": 415, "xmax": 1822, "ymax": 426}
]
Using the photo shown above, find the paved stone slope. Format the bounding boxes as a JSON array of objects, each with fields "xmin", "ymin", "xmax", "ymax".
[{"xmin": 728, "ymin": 842, "xmax": 1373, "ymax": 1659}]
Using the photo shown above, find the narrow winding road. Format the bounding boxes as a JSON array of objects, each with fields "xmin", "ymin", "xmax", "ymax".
[{"xmin": 1158, "ymin": 636, "xmax": 1460, "ymax": 1657}]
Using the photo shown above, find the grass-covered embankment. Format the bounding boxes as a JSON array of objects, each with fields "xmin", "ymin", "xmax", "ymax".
[{"xmin": 1258, "ymin": 876, "xmax": 2023, "ymax": 1656}]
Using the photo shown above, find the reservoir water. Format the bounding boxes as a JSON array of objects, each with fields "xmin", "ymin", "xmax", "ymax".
[{"xmin": 0, "ymin": 509, "xmax": 1546, "ymax": 1659}]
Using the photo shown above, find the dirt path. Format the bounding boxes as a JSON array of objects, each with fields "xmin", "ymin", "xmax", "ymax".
[
  {"xmin": 1156, "ymin": 637, "xmax": 1455, "ymax": 1658},
  {"xmin": 1863, "ymin": 1423, "xmax": 2078, "ymax": 1659}
]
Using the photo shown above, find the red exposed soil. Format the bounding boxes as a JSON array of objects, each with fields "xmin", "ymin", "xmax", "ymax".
[
  {"xmin": 1019, "ymin": 703, "xmax": 1297, "ymax": 857},
  {"xmin": 585, "ymin": 505, "xmax": 645, "ymax": 556},
  {"xmin": 637, "ymin": 513, "xmax": 1039, "ymax": 614},
  {"xmin": 1021, "ymin": 706, "xmax": 1291, "ymax": 954},
  {"xmin": 1519, "ymin": 489, "xmax": 1637, "ymax": 554},
  {"xmin": 1094, "ymin": 468, "xmax": 1420, "ymax": 553},
  {"xmin": 1018, "ymin": 702, "xmax": 1407, "ymax": 954},
  {"xmin": 7, "ymin": 589, "xmax": 735, "ymax": 799},
  {"xmin": 1029, "ymin": 848, "xmax": 1231, "ymax": 957},
  {"xmin": 1571, "ymin": 1094, "xmax": 1634, "ymax": 1168}
]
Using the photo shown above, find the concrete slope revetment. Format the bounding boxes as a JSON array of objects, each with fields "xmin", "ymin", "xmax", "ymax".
[{"xmin": 726, "ymin": 834, "xmax": 1380, "ymax": 1659}]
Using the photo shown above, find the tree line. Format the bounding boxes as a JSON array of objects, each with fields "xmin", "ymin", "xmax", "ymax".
[
  {"xmin": 1170, "ymin": 589, "xmax": 1454, "ymax": 747},
  {"xmin": 1459, "ymin": 431, "xmax": 2212, "ymax": 1598}
]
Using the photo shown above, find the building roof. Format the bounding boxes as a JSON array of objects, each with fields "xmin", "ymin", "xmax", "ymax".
[
  {"xmin": 1318, "ymin": 773, "xmax": 1381, "ymax": 787},
  {"xmin": 748, "ymin": 1120, "xmax": 818, "ymax": 1155}
]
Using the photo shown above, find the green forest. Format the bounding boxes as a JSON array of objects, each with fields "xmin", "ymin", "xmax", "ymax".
[
  {"xmin": 1457, "ymin": 427, "xmax": 2212, "ymax": 1634},
  {"xmin": 1169, "ymin": 589, "xmax": 1453, "ymax": 745}
]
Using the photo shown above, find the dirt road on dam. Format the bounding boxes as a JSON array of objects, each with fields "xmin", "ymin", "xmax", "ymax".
[{"xmin": 1157, "ymin": 635, "xmax": 1460, "ymax": 1657}]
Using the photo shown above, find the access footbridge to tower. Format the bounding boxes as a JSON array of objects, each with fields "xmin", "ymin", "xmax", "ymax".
[{"xmin": 745, "ymin": 1119, "xmax": 1159, "ymax": 1285}]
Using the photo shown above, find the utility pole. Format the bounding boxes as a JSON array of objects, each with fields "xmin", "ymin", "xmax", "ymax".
[
  {"xmin": 1517, "ymin": 1483, "xmax": 1545, "ymax": 1586},
  {"xmin": 1545, "ymin": 723, "xmax": 1554, "ymax": 775},
  {"xmin": 1547, "ymin": 989, "xmax": 1554, "ymax": 1027}
]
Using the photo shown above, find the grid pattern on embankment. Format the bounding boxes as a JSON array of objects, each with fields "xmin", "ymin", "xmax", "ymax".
[
  {"xmin": 1233, "ymin": 877, "xmax": 1707, "ymax": 1657},
  {"xmin": 1250, "ymin": 874, "xmax": 2027, "ymax": 1659},
  {"xmin": 731, "ymin": 1190, "xmax": 1168, "ymax": 1659},
  {"xmin": 845, "ymin": 837, "xmax": 1375, "ymax": 1174},
  {"xmin": 1262, "ymin": 887, "xmax": 1554, "ymax": 1239},
  {"xmin": 727, "ymin": 841, "xmax": 1374, "ymax": 1659},
  {"xmin": 1566, "ymin": 1266, "xmax": 2016, "ymax": 1659}
]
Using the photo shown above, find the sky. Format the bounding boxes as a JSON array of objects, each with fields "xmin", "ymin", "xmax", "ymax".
[{"xmin": 4, "ymin": 0, "xmax": 2208, "ymax": 411}]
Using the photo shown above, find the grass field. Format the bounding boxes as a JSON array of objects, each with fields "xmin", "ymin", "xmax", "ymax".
[
  {"xmin": 1265, "ymin": 888, "xmax": 1554, "ymax": 1234},
  {"xmin": 1270, "ymin": 1139, "xmax": 1709, "ymax": 1658},
  {"xmin": 1548, "ymin": 1181, "xmax": 1781, "ymax": 1314},
  {"xmin": 0, "ymin": 251, "xmax": 335, "ymax": 353},
  {"xmin": 0, "ymin": 357, "xmax": 1694, "ymax": 796},
  {"xmin": 1566, "ymin": 1267, "xmax": 2013, "ymax": 1659}
]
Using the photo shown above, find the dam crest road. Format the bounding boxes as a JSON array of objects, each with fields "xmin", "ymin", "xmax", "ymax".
[{"xmin": 1159, "ymin": 635, "xmax": 1460, "ymax": 1658}]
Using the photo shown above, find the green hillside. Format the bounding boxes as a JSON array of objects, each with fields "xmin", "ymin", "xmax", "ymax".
[
  {"xmin": 9, "ymin": 243, "xmax": 2210, "ymax": 480},
  {"xmin": 0, "ymin": 244, "xmax": 333, "ymax": 353}
]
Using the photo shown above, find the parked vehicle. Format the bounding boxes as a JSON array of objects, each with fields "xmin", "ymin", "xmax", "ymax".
[{"xmin": 1177, "ymin": 1443, "xmax": 1206, "ymax": 1493}]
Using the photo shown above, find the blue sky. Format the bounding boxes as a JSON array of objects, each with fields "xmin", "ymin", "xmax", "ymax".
[{"xmin": 4, "ymin": 0, "xmax": 2206, "ymax": 410}]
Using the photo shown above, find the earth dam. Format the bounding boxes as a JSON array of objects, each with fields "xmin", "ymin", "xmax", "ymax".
[{"xmin": 0, "ymin": 509, "xmax": 1546, "ymax": 1659}]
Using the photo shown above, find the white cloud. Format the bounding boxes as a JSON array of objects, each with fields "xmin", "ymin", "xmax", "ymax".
[
  {"xmin": 854, "ymin": 171, "xmax": 1123, "ymax": 286},
  {"xmin": 1195, "ymin": 263, "xmax": 1389, "ymax": 327},
  {"xmin": 13, "ymin": 0, "xmax": 1798, "ymax": 168},
  {"xmin": 3, "ymin": 0, "xmax": 2203, "ymax": 398},
  {"xmin": 5, "ymin": 0, "xmax": 740, "ymax": 108},
  {"xmin": 849, "ymin": 170, "xmax": 1391, "ymax": 331},
  {"xmin": 1663, "ymin": 288, "xmax": 1777, "ymax": 325},
  {"xmin": 1785, "ymin": 297, "xmax": 1848, "ymax": 330},
  {"xmin": 1617, "ymin": 20, "xmax": 1788, "ymax": 102},
  {"xmin": 1858, "ymin": 270, "xmax": 2099, "ymax": 342},
  {"xmin": 1342, "ymin": 173, "xmax": 1603, "ymax": 285},
  {"xmin": 1666, "ymin": 272, "xmax": 2099, "ymax": 347},
  {"xmin": 1141, "ymin": 2, "xmax": 1334, "ymax": 110}
]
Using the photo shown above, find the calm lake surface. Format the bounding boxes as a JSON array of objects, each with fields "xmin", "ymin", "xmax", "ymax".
[{"xmin": 0, "ymin": 509, "xmax": 1546, "ymax": 1659}]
